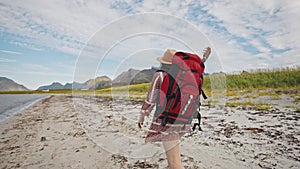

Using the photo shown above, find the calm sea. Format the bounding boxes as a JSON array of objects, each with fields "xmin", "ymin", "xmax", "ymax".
[{"xmin": 0, "ymin": 94, "xmax": 49, "ymax": 122}]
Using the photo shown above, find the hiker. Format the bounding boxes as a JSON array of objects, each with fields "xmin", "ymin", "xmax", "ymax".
[{"xmin": 138, "ymin": 48, "xmax": 211, "ymax": 169}]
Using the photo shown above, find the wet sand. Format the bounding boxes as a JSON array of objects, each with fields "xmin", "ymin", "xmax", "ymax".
[{"xmin": 0, "ymin": 93, "xmax": 299, "ymax": 168}]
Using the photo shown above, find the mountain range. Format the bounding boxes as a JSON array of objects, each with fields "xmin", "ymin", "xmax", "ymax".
[
  {"xmin": 112, "ymin": 68, "xmax": 157, "ymax": 85},
  {"xmin": 37, "ymin": 76, "xmax": 113, "ymax": 91},
  {"xmin": 0, "ymin": 77, "xmax": 29, "ymax": 91},
  {"xmin": 0, "ymin": 67, "xmax": 157, "ymax": 91}
]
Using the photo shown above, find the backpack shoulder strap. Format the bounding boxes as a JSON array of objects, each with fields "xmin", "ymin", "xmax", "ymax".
[{"xmin": 154, "ymin": 69, "xmax": 167, "ymax": 117}]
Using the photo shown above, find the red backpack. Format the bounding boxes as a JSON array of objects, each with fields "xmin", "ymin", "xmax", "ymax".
[{"xmin": 156, "ymin": 51, "xmax": 206, "ymax": 127}]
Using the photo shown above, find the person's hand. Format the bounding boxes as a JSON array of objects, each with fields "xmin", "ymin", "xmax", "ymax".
[
  {"xmin": 203, "ymin": 47, "xmax": 211, "ymax": 62},
  {"xmin": 138, "ymin": 114, "xmax": 145, "ymax": 129}
]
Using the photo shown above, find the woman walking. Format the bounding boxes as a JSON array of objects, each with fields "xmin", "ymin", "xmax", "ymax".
[{"xmin": 138, "ymin": 48, "xmax": 211, "ymax": 168}]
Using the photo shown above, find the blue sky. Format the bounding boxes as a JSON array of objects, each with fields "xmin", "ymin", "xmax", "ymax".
[{"xmin": 0, "ymin": 0, "xmax": 299, "ymax": 89}]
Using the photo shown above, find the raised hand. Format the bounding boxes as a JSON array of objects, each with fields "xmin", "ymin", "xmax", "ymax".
[{"xmin": 203, "ymin": 47, "xmax": 211, "ymax": 62}]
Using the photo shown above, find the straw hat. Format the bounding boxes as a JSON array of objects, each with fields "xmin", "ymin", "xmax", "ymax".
[{"xmin": 156, "ymin": 49, "xmax": 176, "ymax": 64}]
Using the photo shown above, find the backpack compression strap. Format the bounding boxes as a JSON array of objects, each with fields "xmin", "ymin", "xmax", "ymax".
[{"xmin": 161, "ymin": 70, "xmax": 187, "ymax": 126}]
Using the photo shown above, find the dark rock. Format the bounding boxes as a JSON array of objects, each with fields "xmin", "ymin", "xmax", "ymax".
[{"xmin": 40, "ymin": 136, "xmax": 46, "ymax": 142}]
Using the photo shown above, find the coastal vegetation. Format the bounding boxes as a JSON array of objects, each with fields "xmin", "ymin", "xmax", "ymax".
[{"xmin": 223, "ymin": 67, "xmax": 300, "ymax": 89}]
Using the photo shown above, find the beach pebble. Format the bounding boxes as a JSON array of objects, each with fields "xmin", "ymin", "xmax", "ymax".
[{"xmin": 40, "ymin": 136, "xmax": 46, "ymax": 142}]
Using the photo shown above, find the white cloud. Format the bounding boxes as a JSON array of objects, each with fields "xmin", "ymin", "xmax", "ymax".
[
  {"xmin": 250, "ymin": 39, "xmax": 271, "ymax": 54},
  {"xmin": 1, "ymin": 0, "xmax": 299, "ymax": 76},
  {"xmin": 22, "ymin": 63, "xmax": 50, "ymax": 71},
  {"xmin": 0, "ymin": 49, "xmax": 22, "ymax": 55},
  {"xmin": 8, "ymin": 41, "xmax": 43, "ymax": 51},
  {"xmin": 0, "ymin": 0, "xmax": 121, "ymax": 55},
  {"xmin": 0, "ymin": 68, "xmax": 72, "ymax": 78},
  {"xmin": 196, "ymin": 0, "xmax": 300, "ymax": 71},
  {"xmin": 0, "ymin": 57, "xmax": 16, "ymax": 62}
]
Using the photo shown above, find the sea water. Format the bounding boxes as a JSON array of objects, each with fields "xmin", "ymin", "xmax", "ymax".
[{"xmin": 0, "ymin": 94, "xmax": 49, "ymax": 122}]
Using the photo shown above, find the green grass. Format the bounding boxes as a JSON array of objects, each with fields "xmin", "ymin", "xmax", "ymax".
[
  {"xmin": 225, "ymin": 101, "xmax": 271, "ymax": 110},
  {"xmin": 254, "ymin": 103, "xmax": 271, "ymax": 111},
  {"xmin": 229, "ymin": 97, "xmax": 240, "ymax": 101},
  {"xmin": 223, "ymin": 68, "xmax": 300, "ymax": 90},
  {"xmin": 95, "ymin": 83, "xmax": 150, "ymax": 95},
  {"xmin": 225, "ymin": 101, "xmax": 254, "ymax": 107},
  {"xmin": 257, "ymin": 91, "xmax": 281, "ymax": 97},
  {"xmin": 270, "ymin": 96, "xmax": 281, "ymax": 100},
  {"xmin": 202, "ymin": 68, "xmax": 300, "ymax": 90},
  {"xmin": 226, "ymin": 90, "xmax": 252, "ymax": 97},
  {"xmin": 294, "ymin": 97, "xmax": 300, "ymax": 104}
]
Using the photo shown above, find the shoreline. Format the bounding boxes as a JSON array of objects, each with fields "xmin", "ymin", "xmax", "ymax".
[
  {"xmin": 0, "ymin": 95, "xmax": 299, "ymax": 168},
  {"xmin": 0, "ymin": 94, "xmax": 50, "ymax": 123}
]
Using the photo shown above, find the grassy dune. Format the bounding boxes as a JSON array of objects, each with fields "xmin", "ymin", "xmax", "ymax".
[
  {"xmin": 95, "ymin": 83, "xmax": 150, "ymax": 95},
  {"xmin": 96, "ymin": 68, "xmax": 300, "ymax": 95},
  {"xmin": 224, "ymin": 68, "xmax": 300, "ymax": 89}
]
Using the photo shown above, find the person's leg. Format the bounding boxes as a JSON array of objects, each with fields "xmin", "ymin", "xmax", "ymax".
[{"xmin": 163, "ymin": 140, "xmax": 184, "ymax": 169}]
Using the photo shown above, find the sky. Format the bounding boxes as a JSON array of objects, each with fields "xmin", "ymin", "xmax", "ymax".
[{"xmin": 0, "ymin": 0, "xmax": 299, "ymax": 90}]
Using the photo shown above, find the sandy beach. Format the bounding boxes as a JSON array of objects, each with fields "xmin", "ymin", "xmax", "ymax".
[{"xmin": 0, "ymin": 93, "xmax": 299, "ymax": 169}]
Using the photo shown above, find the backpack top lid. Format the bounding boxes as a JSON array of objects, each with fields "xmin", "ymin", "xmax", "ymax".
[{"xmin": 172, "ymin": 51, "xmax": 204, "ymax": 74}]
